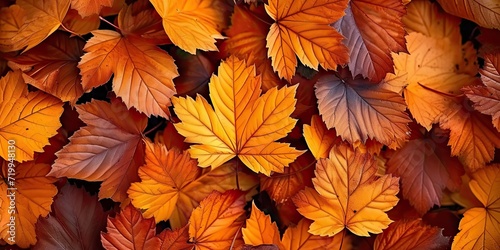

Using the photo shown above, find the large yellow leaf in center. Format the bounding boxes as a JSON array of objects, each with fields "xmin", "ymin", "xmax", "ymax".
[{"xmin": 172, "ymin": 56, "xmax": 303, "ymax": 176}]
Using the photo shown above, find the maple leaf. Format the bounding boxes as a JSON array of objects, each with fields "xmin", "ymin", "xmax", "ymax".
[
  {"xmin": 293, "ymin": 144, "xmax": 400, "ymax": 237},
  {"xmin": 242, "ymin": 203, "xmax": 349, "ymax": 249},
  {"xmin": 157, "ymin": 225, "xmax": 193, "ymax": 250},
  {"xmin": 7, "ymin": 31, "xmax": 85, "ymax": 104},
  {"xmin": 11, "ymin": 0, "xmax": 71, "ymax": 53},
  {"xmin": 188, "ymin": 190, "xmax": 246, "ymax": 250},
  {"xmin": 452, "ymin": 164, "xmax": 500, "ymax": 249},
  {"xmin": 303, "ymin": 115, "xmax": 341, "ymax": 160},
  {"xmin": 78, "ymin": 1, "xmax": 178, "ymax": 118},
  {"xmin": 0, "ymin": 160, "xmax": 58, "ymax": 248},
  {"xmin": 436, "ymin": 0, "xmax": 500, "ymax": 30},
  {"xmin": 222, "ymin": 4, "xmax": 283, "ymax": 91},
  {"xmin": 386, "ymin": 138, "xmax": 463, "ymax": 214},
  {"xmin": 149, "ymin": 0, "xmax": 226, "ymax": 54},
  {"xmin": 0, "ymin": 5, "xmax": 25, "ymax": 52},
  {"xmin": 101, "ymin": 204, "xmax": 161, "ymax": 250},
  {"xmin": 49, "ymin": 98, "xmax": 147, "ymax": 202},
  {"xmin": 128, "ymin": 139, "xmax": 258, "ymax": 229},
  {"xmin": 0, "ymin": 71, "xmax": 64, "ymax": 162},
  {"xmin": 33, "ymin": 184, "xmax": 108, "ymax": 250},
  {"xmin": 392, "ymin": 32, "xmax": 478, "ymax": 129},
  {"xmin": 70, "ymin": 0, "xmax": 113, "ymax": 17},
  {"xmin": 332, "ymin": 0, "xmax": 407, "ymax": 82},
  {"xmin": 373, "ymin": 219, "xmax": 449, "ymax": 249},
  {"xmin": 172, "ymin": 55, "xmax": 303, "ymax": 176},
  {"xmin": 265, "ymin": 0, "xmax": 349, "ymax": 81},
  {"xmin": 315, "ymin": 70, "xmax": 411, "ymax": 147},
  {"xmin": 439, "ymin": 105, "xmax": 500, "ymax": 171},
  {"xmin": 464, "ymin": 53, "xmax": 500, "ymax": 131}
]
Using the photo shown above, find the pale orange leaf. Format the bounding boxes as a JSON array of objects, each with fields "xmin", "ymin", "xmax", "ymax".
[
  {"xmin": 303, "ymin": 115, "xmax": 341, "ymax": 160},
  {"xmin": 0, "ymin": 5, "xmax": 25, "ymax": 52},
  {"xmin": 242, "ymin": 203, "xmax": 282, "ymax": 248},
  {"xmin": 70, "ymin": 0, "xmax": 113, "ymax": 17}
]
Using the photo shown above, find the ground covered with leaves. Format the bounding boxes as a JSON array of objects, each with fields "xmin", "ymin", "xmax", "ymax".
[{"xmin": 0, "ymin": 0, "xmax": 499, "ymax": 249}]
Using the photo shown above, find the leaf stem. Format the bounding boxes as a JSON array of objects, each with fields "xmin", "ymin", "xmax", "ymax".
[
  {"xmin": 339, "ymin": 229, "xmax": 346, "ymax": 250},
  {"xmin": 229, "ymin": 224, "xmax": 243, "ymax": 250},
  {"xmin": 59, "ymin": 23, "xmax": 82, "ymax": 38},
  {"xmin": 243, "ymin": 5, "xmax": 273, "ymax": 26},
  {"xmin": 143, "ymin": 121, "xmax": 164, "ymax": 136},
  {"xmin": 235, "ymin": 159, "xmax": 241, "ymax": 190},
  {"xmin": 99, "ymin": 16, "xmax": 120, "ymax": 31}
]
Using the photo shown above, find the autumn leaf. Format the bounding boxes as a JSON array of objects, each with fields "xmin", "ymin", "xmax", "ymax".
[
  {"xmin": 149, "ymin": 0, "xmax": 226, "ymax": 54},
  {"xmin": 386, "ymin": 138, "xmax": 463, "ymax": 214},
  {"xmin": 222, "ymin": 4, "xmax": 283, "ymax": 91},
  {"xmin": 61, "ymin": 9, "xmax": 100, "ymax": 37},
  {"xmin": 243, "ymin": 203, "xmax": 349, "ymax": 249},
  {"xmin": 0, "ymin": 5, "xmax": 25, "ymax": 52},
  {"xmin": 34, "ymin": 184, "xmax": 108, "ymax": 250},
  {"xmin": 265, "ymin": 0, "xmax": 349, "ymax": 81},
  {"xmin": 436, "ymin": 0, "xmax": 500, "ymax": 30},
  {"xmin": 11, "ymin": 0, "xmax": 71, "ymax": 52},
  {"xmin": 392, "ymin": 32, "xmax": 478, "ymax": 129},
  {"xmin": 373, "ymin": 219, "xmax": 449, "ymax": 250},
  {"xmin": 70, "ymin": 0, "xmax": 113, "ymax": 17},
  {"xmin": 49, "ymin": 98, "xmax": 147, "ymax": 202},
  {"xmin": 172, "ymin": 55, "xmax": 303, "ymax": 176},
  {"xmin": 452, "ymin": 164, "xmax": 500, "ymax": 249},
  {"xmin": 332, "ymin": 0, "xmax": 407, "ymax": 82},
  {"xmin": 101, "ymin": 204, "xmax": 161, "ymax": 250},
  {"xmin": 0, "ymin": 160, "xmax": 58, "ymax": 248},
  {"xmin": 303, "ymin": 115, "xmax": 341, "ymax": 160},
  {"xmin": 242, "ymin": 202, "xmax": 282, "ymax": 248},
  {"xmin": 128, "ymin": 139, "xmax": 258, "ymax": 229},
  {"xmin": 439, "ymin": 105, "xmax": 500, "ymax": 171},
  {"xmin": 170, "ymin": 49, "xmax": 214, "ymax": 98},
  {"xmin": 188, "ymin": 190, "xmax": 246, "ymax": 250},
  {"xmin": 78, "ymin": 1, "xmax": 178, "ymax": 118},
  {"xmin": 293, "ymin": 144, "xmax": 400, "ymax": 237},
  {"xmin": 157, "ymin": 225, "xmax": 193, "ymax": 250},
  {"xmin": 0, "ymin": 72, "xmax": 64, "ymax": 162},
  {"xmin": 315, "ymin": 70, "xmax": 411, "ymax": 147},
  {"xmin": 7, "ymin": 31, "xmax": 85, "ymax": 104},
  {"xmin": 464, "ymin": 53, "xmax": 500, "ymax": 131}
]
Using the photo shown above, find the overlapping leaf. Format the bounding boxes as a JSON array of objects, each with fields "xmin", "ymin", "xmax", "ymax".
[
  {"xmin": 452, "ymin": 165, "xmax": 500, "ymax": 249},
  {"xmin": 0, "ymin": 71, "xmax": 64, "ymax": 162},
  {"xmin": 101, "ymin": 204, "xmax": 161, "ymax": 250},
  {"xmin": 303, "ymin": 115, "xmax": 341, "ymax": 160},
  {"xmin": 386, "ymin": 138, "xmax": 463, "ymax": 214},
  {"xmin": 436, "ymin": 0, "xmax": 500, "ymax": 30},
  {"xmin": 78, "ymin": 1, "xmax": 178, "ymax": 117},
  {"xmin": 149, "ymin": 0, "xmax": 226, "ymax": 54},
  {"xmin": 315, "ymin": 70, "xmax": 410, "ymax": 147},
  {"xmin": 332, "ymin": 0, "xmax": 407, "ymax": 81},
  {"xmin": 293, "ymin": 144, "xmax": 400, "ymax": 236},
  {"xmin": 374, "ymin": 219, "xmax": 449, "ymax": 250},
  {"xmin": 188, "ymin": 190, "xmax": 246, "ymax": 250},
  {"xmin": 0, "ymin": 5, "xmax": 25, "ymax": 52},
  {"xmin": 128, "ymin": 139, "xmax": 258, "ymax": 228},
  {"xmin": 173, "ymin": 55, "xmax": 303, "ymax": 176},
  {"xmin": 70, "ymin": 0, "xmax": 113, "ymax": 17},
  {"xmin": 7, "ymin": 31, "xmax": 85, "ymax": 104},
  {"xmin": 34, "ymin": 184, "xmax": 108, "ymax": 250},
  {"xmin": 464, "ymin": 53, "xmax": 500, "ymax": 131},
  {"xmin": 265, "ymin": 0, "xmax": 349, "ymax": 81},
  {"xmin": 0, "ymin": 160, "xmax": 58, "ymax": 248},
  {"xmin": 49, "ymin": 99, "xmax": 147, "ymax": 202}
]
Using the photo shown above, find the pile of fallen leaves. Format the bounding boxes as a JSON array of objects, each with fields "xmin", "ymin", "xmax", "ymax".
[{"xmin": 0, "ymin": 0, "xmax": 499, "ymax": 249}]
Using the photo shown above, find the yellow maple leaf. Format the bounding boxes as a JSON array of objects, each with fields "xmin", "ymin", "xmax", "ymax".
[
  {"xmin": 172, "ymin": 55, "xmax": 303, "ymax": 176},
  {"xmin": 149, "ymin": 0, "xmax": 226, "ymax": 54},
  {"xmin": 452, "ymin": 165, "xmax": 500, "ymax": 249},
  {"xmin": 265, "ymin": 0, "xmax": 349, "ymax": 81},
  {"xmin": 293, "ymin": 144, "xmax": 400, "ymax": 237}
]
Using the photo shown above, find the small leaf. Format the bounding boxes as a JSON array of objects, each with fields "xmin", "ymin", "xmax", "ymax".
[
  {"xmin": 303, "ymin": 115, "xmax": 341, "ymax": 160},
  {"xmin": 242, "ymin": 203, "xmax": 282, "ymax": 248}
]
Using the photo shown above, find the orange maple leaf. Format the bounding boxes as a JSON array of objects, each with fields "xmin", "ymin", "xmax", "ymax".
[
  {"xmin": 452, "ymin": 164, "xmax": 500, "ymax": 249},
  {"xmin": 293, "ymin": 144, "xmax": 400, "ymax": 236},
  {"xmin": 172, "ymin": 55, "xmax": 303, "ymax": 176},
  {"xmin": 265, "ymin": 0, "xmax": 349, "ymax": 81},
  {"xmin": 332, "ymin": 0, "xmax": 407, "ymax": 82},
  {"xmin": 49, "ymin": 98, "xmax": 147, "ymax": 202},
  {"xmin": 149, "ymin": 0, "xmax": 226, "ymax": 54},
  {"xmin": 373, "ymin": 219, "xmax": 449, "ymax": 249},
  {"xmin": 0, "ymin": 5, "xmax": 25, "ymax": 52},
  {"xmin": 188, "ymin": 190, "xmax": 246, "ymax": 250},
  {"xmin": 0, "ymin": 160, "xmax": 58, "ymax": 248},
  {"xmin": 101, "ymin": 204, "xmax": 161, "ymax": 250},
  {"xmin": 78, "ymin": 1, "xmax": 178, "ymax": 118},
  {"xmin": 128, "ymin": 140, "xmax": 258, "ymax": 228}
]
